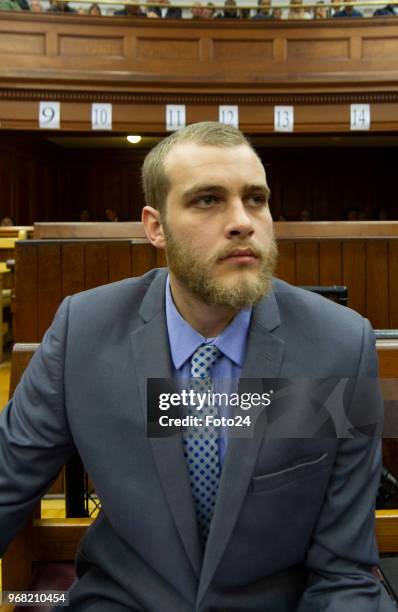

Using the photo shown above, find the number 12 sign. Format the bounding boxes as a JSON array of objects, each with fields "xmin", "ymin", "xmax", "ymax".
[{"xmin": 39, "ymin": 101, "xmax": 60, "ymax": 129}]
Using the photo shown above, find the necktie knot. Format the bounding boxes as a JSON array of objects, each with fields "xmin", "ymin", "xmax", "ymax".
[{"xmin": 191, "ymin": 344, "xmax": 221, "ymax": 379}]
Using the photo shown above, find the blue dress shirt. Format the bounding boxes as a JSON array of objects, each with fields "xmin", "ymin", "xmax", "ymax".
[{"xmin": 165, "ymin": 276, "xmax": 252, "ymax": 466}]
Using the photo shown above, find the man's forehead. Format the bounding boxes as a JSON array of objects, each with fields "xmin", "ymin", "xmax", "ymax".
[{"xmin": 164, "ymin": 142, "xmax": 264, "ymax": 172}]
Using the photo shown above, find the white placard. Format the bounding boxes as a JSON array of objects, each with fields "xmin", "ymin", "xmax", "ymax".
[
  {"xmin": 92, "ymin": 103, "xmax": 112, "ymax": 130},
  {"xmin": 350, "ymin": 104, "xmax": 370, "ymax": 131},
  {"xmin": 166, "ymin": 105, "xmax": 186, "ymax": 131},
  {"xmin": 219, "ymin": 105, "xmax": 239, "ymax": 128},
  {"xmin": 39, "ymin": 101, "xmax": 60, "ymax": 129},
  {"xmin": 274, "ymin": 106, "xmax": 294, "ymax": 133}
]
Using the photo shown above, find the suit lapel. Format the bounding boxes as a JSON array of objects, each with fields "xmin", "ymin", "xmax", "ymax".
[
  {"xmin": 197, "ymin": 290, "xmax": 285, "ymax": 606},
  {"xmin": 130, "ymin": 271, "xmax": 202, "ymax": 577}
]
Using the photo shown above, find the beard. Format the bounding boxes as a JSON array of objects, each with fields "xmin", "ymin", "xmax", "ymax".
[{"xmin": 162, "ymin": 221, "xmax": 278, "ymax": 309}]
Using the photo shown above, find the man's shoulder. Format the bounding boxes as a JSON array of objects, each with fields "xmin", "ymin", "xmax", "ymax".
[{"xmin": 271, "ymin": 277, "xmax": 366, "ymax": 334}]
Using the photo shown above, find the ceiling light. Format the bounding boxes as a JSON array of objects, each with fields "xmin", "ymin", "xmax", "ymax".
[{"xmin": 127, "ymin": 135, "xmax": 142, "ymax": 144}]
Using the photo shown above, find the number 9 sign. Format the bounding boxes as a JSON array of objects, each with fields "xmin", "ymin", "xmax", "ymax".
[{"xmin": 39, "ymin": 101, "xmax": 60, "ymax": 129}]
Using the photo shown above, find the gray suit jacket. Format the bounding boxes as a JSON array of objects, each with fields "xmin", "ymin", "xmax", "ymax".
[{"xmin": 0, "ymin": 269, "xmax": 384, "ymax": 611}]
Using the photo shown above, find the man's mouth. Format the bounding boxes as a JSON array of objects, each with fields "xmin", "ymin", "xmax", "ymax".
[{"xmin": 220, "ymin": 248, "xmax": 259, "ymax": 264}]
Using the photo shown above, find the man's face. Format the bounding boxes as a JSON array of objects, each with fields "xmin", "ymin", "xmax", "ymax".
[{"xmin": 161, "ymin": 143, "xmax": 277, "ymax": 309}]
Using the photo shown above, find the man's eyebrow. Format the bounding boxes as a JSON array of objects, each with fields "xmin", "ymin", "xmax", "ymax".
[
  {"xmin": 242, "ymin": 184, "xmax": 271, "ymax": 200},
  {"xmin": 182, "ymin": 184, "xmax": 228, "ymax": 200}
]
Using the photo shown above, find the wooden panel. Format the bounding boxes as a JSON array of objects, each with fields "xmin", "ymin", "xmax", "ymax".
[
  {"xmin": 295, "ymin": 242, "xmax": 319, "ymax": 285},
  {"xmin": 109, "ymin": 242, "xmax": 132, "ymax": 283},
  {"xmin": 275, "ymin": 222, "xmax": 398, "ymax": 239},
  {"xmin": 33, "ymin": 518, "xmax": 91, "ymax": 561},
  {"xmin": 362, "ymin": 37, "xmax": 398, "ymax": 59},
  {"xmin": 212, "ymin": 39, "xmax": 273, "ymax": 61},
  {"xmin": 85, "ymin": 243, "xmax": 109, "ymax": 289},
  {"xmin": 389, "ymin": 241, "xmax": 398, "ymax": 328},
  {"xmin": 319, "ymin": 241, "xmax": 342, "ymax": 285},
  {"xmin": 366, "ymin": 241, "xmax": 389, "ymax": 329},
  {"xmin": 136, "ymin": 37, "xmax": 199, "ymax": 61},
  {"xmin": 59, "ymin": 35, "xmax": 124, "ymax": 58},
  {"xmin": 34, "ymin": 222, "xmax": 146, "ymax": 239},
  {"xmin": 37, "ymin": 243, "xmax": 62, "ymax": 340},
  {"xmin": 287, "ymin": 38, "xmax": 349, "ymax": 61},
  {"xmin": 275, "ymin": 241, "xmax": 295, "ymax": 284},
  {"xmin": 342, "ymin": 241, "xmax": 365, "ymax": 315},
  {"xmin": 15, "ymin": 242, "xmax": 38, "ymax": 342},
  {"xmin": 0, "ymin": 32, "xmax": 44, "ymax": 55},
  {"xmin": 131, "ymin": 242, "xmax": 155, "ymax": 276},
  {"xmin": 61, "ymin": 243, "xmax": 85, "ymax": 298},
  {"xmin": 375, "ymin": 510, "xmax": 398, "ymax": 553}
]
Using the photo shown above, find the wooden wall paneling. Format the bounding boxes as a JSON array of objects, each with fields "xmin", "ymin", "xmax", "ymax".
[
  {"xmin": 15, "ymin": 241, "xmax": 38, "ymax": 342},
  {"xmin": 389, "ymin": 241, "xmax": 398, "ymax": 329},
  {"xmin": 61, "ymin": 242, "xmax": 85, "ymax": 298},
  {"xmin": 295, "ymin": 241, "xmax": 319, "ymax": 285},
  {"xmin": 109, "ymin": 242, "xmax": 132, "ymax": 283},
  {"xmin": 319, "ymin": 240, "xmax": 342, "ymax": 285},
  {"xmin": 131, "ymin": 241, "xmax": 155, "ymax": 277},
  {"xmin": 85, "ymin": 242, "xmax": 109, "ymax": 290},
  {"xmin": 37, "ymin": 242, "xmax": 62, "ymax": 340},
  {"xmin": 275, "ymin": 241, "xmax": 295, "ymax": 284},
  {"xmin": 342, "ymin": 241, "xmax": 366, "ymax": 316},
  {"xmin": 366, "ymin": 240, "xmax": 389, "ymax": 329}
]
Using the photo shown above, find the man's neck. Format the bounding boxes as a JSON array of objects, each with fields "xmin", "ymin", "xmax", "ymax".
[{"xmin": 169, "ymin": 275, "xmax": 238, "ymax": 338}]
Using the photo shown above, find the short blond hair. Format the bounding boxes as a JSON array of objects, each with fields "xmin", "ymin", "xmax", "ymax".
[{"xmin": 141, "ymin": 121, "xmax": 257, "ymax": 215}]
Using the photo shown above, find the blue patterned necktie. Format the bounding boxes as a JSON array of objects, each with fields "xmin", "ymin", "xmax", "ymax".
[{"xmin": 182, "ymin": 343, "xmax": 222, "ymax": 547}]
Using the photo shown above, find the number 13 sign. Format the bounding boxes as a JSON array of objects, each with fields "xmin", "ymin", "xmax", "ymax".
[{"xmin": 274, "ymin": 106, "xmax": 294, "ymax": 133}]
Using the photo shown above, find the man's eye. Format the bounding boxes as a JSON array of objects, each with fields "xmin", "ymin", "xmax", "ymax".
[
  {"xmin": 247, "ymin": 195, "xmax": 267, "ymax": 206},
  {"xmin": 193, "ymin": 196, "xmax": 219, "ymax": 207}
]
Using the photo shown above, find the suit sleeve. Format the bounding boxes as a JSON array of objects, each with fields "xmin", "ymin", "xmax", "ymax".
[
  {"xmin": 297, "ymin": 318, "xmax": 385, "ymax": 612},
  {"xmin": 0, "ymin": 298, "xmax": 76, "ymax": 556}
]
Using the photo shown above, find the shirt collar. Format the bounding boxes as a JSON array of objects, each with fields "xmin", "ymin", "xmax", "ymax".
[{"xmin": 165, "ymin": 275, "xmax": 252, "ymax": 370}]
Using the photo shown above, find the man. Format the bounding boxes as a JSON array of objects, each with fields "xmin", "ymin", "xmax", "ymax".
[
  {"xmin": 251, "ymin": 0, "xmax": 273, "ymax": 20},
  {"xmin": 333, "ymin": 1, "xmax": 362, "ymax": 17},
  {"xmin": 146, "ymin": 0, "xmax": 182, "ymax": 19},
  {"xmin": 0, "ymin": 122, "xmax": 386, "ymax": 611}
]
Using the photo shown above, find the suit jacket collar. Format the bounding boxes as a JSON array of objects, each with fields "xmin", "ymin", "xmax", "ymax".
[{"xmin": 132, "ymin": 270, "xmax": 285, "ymax": 597}]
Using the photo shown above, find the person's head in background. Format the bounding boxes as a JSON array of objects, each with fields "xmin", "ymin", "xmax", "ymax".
[
  {"xmin": 0, "ymin": 216, "xmax": 14, "ymax": 227},
  {"xmin": 141, "ymin": 121, "xmax": 277, "ymax": 313},
  {"xmin": 345, "ymin": 207, "xmax": 359, "ymax": 221},
  {"xmin": 201, "ymin": 2, "xmax": 215, "ymax": 17},
  {"xmin": 30, "ymin": 0, "xmax": 42, "ymax": 11},
  {"xmin": 257, "ymin": 0, "xmax": 272, "ymax": 17},
  {"xmin": 314, "ymin": 0, "xmax": 327, "ymax": 17},
  {"xmin": 105, "ymin": 207, "xmax": 119, "ymax": 222},
  {"xmin": 79, "ymin": 209, "xmax": 91, "ymax": 221},
  {"xmin": 299, "ymin": 208, "xmax": 311, "ymax": 222},
  {"xmin": 223, "ymin": 0, "xmax": 238, "ymax": 17},
  {"xmin": 272, "ymin": 6, "xmax": 283, "ymax": 17},
  {"xmin": 88, "ymin": 2, "xmax": 101, "ymax": 14},
  {"xmin": 191, "ymin": 1, "xmax": 203, "ymax": 18}
]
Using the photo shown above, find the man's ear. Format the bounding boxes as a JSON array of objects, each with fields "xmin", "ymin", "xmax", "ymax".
[{"xmin": 142, "ymin": 206, "xmax": 166, "ymax": 249}]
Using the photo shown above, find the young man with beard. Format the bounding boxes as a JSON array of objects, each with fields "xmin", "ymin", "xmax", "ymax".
[{"xmin": 0, "ymin": 122, "xmax": 387, "ymax": 611}]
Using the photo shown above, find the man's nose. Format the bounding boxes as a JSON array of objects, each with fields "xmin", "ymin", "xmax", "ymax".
[{"xmin": 224, "ymin": 200, "xmax": 255, "ymax": 239}]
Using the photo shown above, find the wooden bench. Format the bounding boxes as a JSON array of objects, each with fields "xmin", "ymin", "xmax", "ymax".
[{"xmin": 1, "ymin": 339, "xmax": 398, "ymax": 601}]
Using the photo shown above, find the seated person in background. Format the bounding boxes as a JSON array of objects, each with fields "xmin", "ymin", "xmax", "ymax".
[
  {"xmin": 88, "ymin": 2, "xmax": 101, "ymax": 14},
  {"xmin": 240, "ymin": 7, "xmax": 251, "ymax": 17},
  {"xmin": 115, "ymin": 2, "xmax": 145, "ymax": 15},
  {"xmin": 104, "ymin": 207, "xmax": 120, "ymax": 222},
  {"xmin": 288, "ymin": 0, "xmax": 311, "ymax": 19},
  {"xmin": 299, "ymin": 208, "xmax": 311, "ymax": 221},
  {"xmin": 333, "ymin": 1, "xmax": 362, "ymax": 17},
  {"xmin": 272, "ymin": 6, "xmax": 283, "ymax": 17},
  {"xmin": 146, "ymin": 0, "xmax": 182, "ymax": 18},
  {"xmin": 0, "ymin": 0, "xmax": 21, "ymax": 9},
  {"xmin": 314, "ymin": 0, "xmax": 328, "ymax": 18},
  {"xmin": 191, "ymin": 1, "xmax": 203, "ymax": 18},
  {"xmin": 373, "ymin": 4, "xmax": 396, "ymax": 14},
  {"xmin": 217, "ymin": 0, "xmax": 240, "ymax": 18},
  {"xmin": 0, "ymin": 216, "xmax": 14, "ymax": 227},
  {"xmin": 252, "ymin": 0, "xmax": 273, "ymax": 20},
  {"xmin": 345, "ymin": 206, "xmax": 360, "ymax": 221},
  {"xmin": 47, "ymin": 0, "xmax": 77, "ymax": 12},
  {"xmin": 30, "ymin": 0, "xmax": 42, "ymax": 11},
  {"xmin": 201, "ymin": 2, "xmax": 215, "ymax": 17},
  {"xmin": 78, "ymin": 208, "xmax": 91, "ymax": 221}
]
